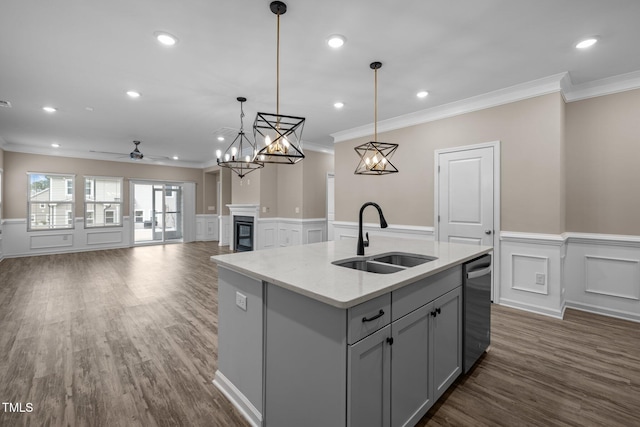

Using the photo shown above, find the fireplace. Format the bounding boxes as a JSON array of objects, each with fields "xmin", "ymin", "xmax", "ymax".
[{"xmin": 234, "ymin": 216, "xmax": 254, "ymax": 252}]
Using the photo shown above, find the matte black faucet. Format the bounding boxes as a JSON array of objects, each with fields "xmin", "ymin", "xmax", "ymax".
[{"xmin": 357, "ymin": 202, "xmax": 388, "ymax": 256}]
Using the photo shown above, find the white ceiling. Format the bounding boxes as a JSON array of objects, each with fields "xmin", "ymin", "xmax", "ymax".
[{"xmin": 1, "ymin": 0, "xmax": 640, "ymax": 167}]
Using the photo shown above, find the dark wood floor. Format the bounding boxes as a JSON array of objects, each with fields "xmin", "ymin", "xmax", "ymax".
[{"xmin": 1, "ymin": 242, "xmax": 639, "ymax": 426}]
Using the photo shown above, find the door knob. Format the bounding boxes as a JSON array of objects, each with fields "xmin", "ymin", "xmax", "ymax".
[{"xmin": 484, "ymin": 229, "xmax": 492, "ymax": 235}]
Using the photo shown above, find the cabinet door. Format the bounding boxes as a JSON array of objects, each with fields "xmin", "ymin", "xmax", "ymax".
[
  {"xmin": 391, "ymin": 302, "xmax": 434, "ymax": 427},
  {"xmin": 432, "ymin": 287, "xmax": 462, "ymax": 401},
  {"xmin": 348, "ymin": 325, "xmax": 391, "ymax": 427}
]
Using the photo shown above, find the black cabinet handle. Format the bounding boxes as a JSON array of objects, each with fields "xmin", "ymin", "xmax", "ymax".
[
  {"xmin": 362, "ymin": 309, "xmax": 384, "ymax": 323},
  {"xmin": 436, "ymin": 307, "xmax": 441, "ymax": 315},
  {"xmin": 386, "ymin": 337, "xmax": 394, "ymax": 345},
  {"xmin": 430, "ymin": 310, "xmax": 437, "ymax": 317}
]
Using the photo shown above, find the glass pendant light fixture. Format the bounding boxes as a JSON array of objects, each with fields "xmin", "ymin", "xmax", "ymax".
[
  {"xmin": 216, "ymin": 97, "xmax": 264, "ymax": 178},
  {"xmin": 254, "ymin": 1, "xmax": 305, "ymax": 164},
  {"xmin": 354, "ymin": 62, "xmax": 399, "ymax": 175}
]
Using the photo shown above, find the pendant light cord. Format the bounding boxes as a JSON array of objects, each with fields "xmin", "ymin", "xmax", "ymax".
[
  {"xmin": 276, "ymin": 13, "xmax": 280, "ymax": 117},
  {"xmin": 374, "ymin": 67, "xmax": 378, "ymax": 141}
]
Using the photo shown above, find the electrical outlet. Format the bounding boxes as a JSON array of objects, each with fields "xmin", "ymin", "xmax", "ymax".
[
  {"xmin": 236, "ymin": 291, "xmax": 247, "ymax": 311},
  {"xmin": 295, "ymin": 207, "xmax": 300, "ymax": 214},
  {"xmin": 262, "ymin": 206, "xmax": 267, "ymax": 213},
  {"xmin": 535, "ymin": 273, "xmax": 546, "ymax": 285}
]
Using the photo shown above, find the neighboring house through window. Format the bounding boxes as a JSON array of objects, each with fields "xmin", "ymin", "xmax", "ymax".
[
  {"xmin": 84, "ymin": 176, "xmax": 123, "ymax": 228},
  {"xmin": 27, "ymin": 172, "xmax": 75, "ymax": 231}
]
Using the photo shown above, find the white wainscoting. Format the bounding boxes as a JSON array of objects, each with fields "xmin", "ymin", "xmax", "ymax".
[
  {"xmin": 499, "ymin": 232, "xmax": 566, "ymax": 318},
  {"xmin": 256, "ymin": 218, "xmax": 327, "ymax": 251},
  {"xmin": 196, "ymin": 214, "xmax": 219, "ymax": 242},
  {"xmin": 2, "ymin": 217, "xmax": 132, "ymax": 258},
  {"xmin": 564, "ymin": 233, "xmax": 640, "ymax": 322},
  {"xmin": 331, "ymin": 221, "xmax": 434, "ymax": 241},
  {"xmin": 500, "ymin": 231, "xmax": 640, "ymax": 323},
  {"xmin": 219, "ymin": 215, "xmax": 231, "ymax": 247}
]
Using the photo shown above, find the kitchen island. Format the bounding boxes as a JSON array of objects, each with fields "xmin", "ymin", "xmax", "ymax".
[{"xmin": 211, "ymin": 237, "xmax": 492, "ymax": 427}]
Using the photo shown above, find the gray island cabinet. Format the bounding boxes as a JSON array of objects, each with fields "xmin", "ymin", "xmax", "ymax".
[{"xmin": 211, "ymin": 238, "xmax": 491, "ymax": 427}]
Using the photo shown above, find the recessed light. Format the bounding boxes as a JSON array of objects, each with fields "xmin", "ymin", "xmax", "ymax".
[
  {"xmin": 43, "ymin": 106, "xmax": 57, "ymax": 113},
  {"xmin": 126, "ymin": 90, "xmax": 141, "ymax": 98},
  {"xmin": 576, "ymin": 38, "xmax": 598, "ymax": 49},
  {"xmin": 172, "ymin": 156, "xmax": 179, "ymax": 160},
  {"xmin": 334, "ymin": 101, "xmax": 344, "ymax": 109},
  {"xmin": 327, "ymin": 34, "xmax": 346, "ymax": 49},
  {"xmin": 51, "ymin": 143, "xmax": 60, "ymax": 148},
  {"xmin": 155, "ymin": 31, "xmax": 178, "ymax": 46},
  {"xmin": 85, "ymin": 106, "xmax": 94, "ymax": 112},
  {"xmin": 217, "ymin": 136, "xmax": 225, "ymax": 142},
  {"xmin": 416, "ymin": 91, "xmax": 429, "ymax": 98}
]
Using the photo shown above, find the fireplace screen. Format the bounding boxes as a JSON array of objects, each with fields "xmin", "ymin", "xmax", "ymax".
[{"xmin": 234, "ymin": 216, "xmax": 254, "ymax": 252}]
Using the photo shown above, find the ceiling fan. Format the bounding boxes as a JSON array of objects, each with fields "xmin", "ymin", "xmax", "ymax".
[{"xmin": 90, "ymin": 140, "xmax": 172, "ymax": 162}]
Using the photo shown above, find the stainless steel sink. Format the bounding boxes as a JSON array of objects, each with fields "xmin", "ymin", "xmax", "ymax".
[
  {"xmin": 332, "ymin": 258, "xmax": 405, "ymax": 274},
  {"xmin": 370, "ymin": 252, "xmax": 437, "ymax": 267},
  {"xmin": 332, "ymin": 252, "xmax": 437, "ymax": 274}
]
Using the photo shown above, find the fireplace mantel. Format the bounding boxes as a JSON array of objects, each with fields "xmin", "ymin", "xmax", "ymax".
[{"xmin": 228, "ymin": 204, "xmax": 260, "ymax": 251}]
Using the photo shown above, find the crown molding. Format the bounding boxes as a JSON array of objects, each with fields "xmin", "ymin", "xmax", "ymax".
[
  {"xmin": 562, "ymin": 70, "xmax": 640, "ymax": 102},
  {"xmin": 2, "ymin": 143, "xmax": 208, "ymax": 169},
  {"xmin": 332, "ymin": 73, "xmax": 568, "ymax": 143},
  {"xmin": 332, "ymin": 69, "xmax": 640, "ymax": 144},
  {"xmin": 302, "ymin": 140, "xmax": 334, "ymax": 155}
]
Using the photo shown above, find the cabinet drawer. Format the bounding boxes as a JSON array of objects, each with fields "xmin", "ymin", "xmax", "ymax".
[
  {"xmin": 348, "ymin": 293, "xmax": 391, "ymax": 344},
  {"xmin": 392, "ymin": 265, "xmax": 462, "ymax": 321}
]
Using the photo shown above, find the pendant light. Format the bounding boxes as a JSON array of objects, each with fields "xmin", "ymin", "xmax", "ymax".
[
  {"xmin": 216, "ymin": 97, "xmax": 264, "ymax": 178},
  {"xmin": 254, "ymin": 1, "xmax": 305, "ymax": 164},
  {"xmin": 354, "ymin": 62, "xmax": 398, "ymax": 175}
]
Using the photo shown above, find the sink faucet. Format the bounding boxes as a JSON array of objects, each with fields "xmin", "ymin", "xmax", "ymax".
[{"xmin": 357, "ymin": 202, "xmax": 388, "ymax": 256}]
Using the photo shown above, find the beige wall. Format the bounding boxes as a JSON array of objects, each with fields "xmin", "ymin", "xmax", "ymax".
[
  {"xmin": 303, "ymin": 150, "xmax": 334, "ymax": 218},
  {"xmin": 277, "ymin": 162, "xmax": 303, "ymax": 219},
  {"xmin": 219, "ymin": 167, "xmax": 232, "ymax": 215},
  {"xmin": 335, "ymin": 93, "xmax": 565, "ymax": 234},
  {"xmin": 222, "ymin": 152, "xmax": 334, "ymax": 219},
  {"xmin": 203, "ymin": 170, "xmax": 218, "ymax": 214},
  {"xmin": 231, "ymin": 169, "xmax": 261, "ymax": 205},
  {"xmin": 4, "ymin": 152, "xmax": 204, "ymax": 218},
  {"xmin": 566, "ymin": 88, "xmax": 640, "ymax": 234},
  {"xmin": 260, "ymin": 164, "xmax": 278, "ymax": 218}
]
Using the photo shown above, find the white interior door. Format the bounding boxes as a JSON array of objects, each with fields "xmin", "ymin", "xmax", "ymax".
[{"xmin": 437, "ymin": 147, "xmax": 494, "ymax": 246}]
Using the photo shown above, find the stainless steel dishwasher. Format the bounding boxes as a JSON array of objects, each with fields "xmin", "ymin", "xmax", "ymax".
[{"xmin": 463, "ymin": 254, "xmax": 492, "ymax": 373}]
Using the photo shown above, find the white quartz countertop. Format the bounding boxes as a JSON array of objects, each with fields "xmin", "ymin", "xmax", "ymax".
[{"xmin": 210, "ymin": 237, "xmax": 492, "ymax": 309}]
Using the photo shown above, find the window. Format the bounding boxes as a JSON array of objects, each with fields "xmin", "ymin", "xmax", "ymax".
[
  {"xmin": 105, "ymin": 210, "xmax": 115, "ymax": 224},
  {"xmin": 84, "ymin": 176, "xmax": 123, "ymax": 228},
  {"xmin": 134, "ymin": 210, "xmax": 144, "ymax": 223},
  {"xmin": 28, "ymin": 172, "xmax": 75, "ymax": 231}
]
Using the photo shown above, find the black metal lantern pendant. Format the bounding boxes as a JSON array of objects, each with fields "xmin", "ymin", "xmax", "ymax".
[
  {"xmin": 216, "ymin": 97, "xmax": 264, "ymax": 179},
  {"xmin": 254, "ymin": 1, "xmax": 306, "ymax": 164},
  {"xmin": 354, "ymin": 62, "xmax": 399, "ymax": 175}
]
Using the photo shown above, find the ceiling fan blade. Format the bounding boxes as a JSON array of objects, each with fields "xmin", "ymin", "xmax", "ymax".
[{"xmin": 89, "ymin": 149, "xmax": 127, "ymax": 156}]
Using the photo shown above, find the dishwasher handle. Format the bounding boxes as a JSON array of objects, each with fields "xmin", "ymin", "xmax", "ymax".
[{"xmin": 467, "ymin": 265, "xmax": 491, "ymax": 280}]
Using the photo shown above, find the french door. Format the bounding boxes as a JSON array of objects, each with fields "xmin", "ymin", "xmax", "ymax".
[{"xmin": 133, "ymin": 182, "xmax": 183, "ymax": 244}]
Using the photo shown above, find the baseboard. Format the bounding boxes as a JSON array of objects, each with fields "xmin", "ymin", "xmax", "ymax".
[
  {"xmin": 498, "ymin": 298, "xmax": 564, "ymax": 319},
  {"xmin": 213, "ymin": 371, "xmax": 262, "ymax": 427},
  {"xmin": 565, "ymin": 301, "xmax": 640, "ymax": 323}
]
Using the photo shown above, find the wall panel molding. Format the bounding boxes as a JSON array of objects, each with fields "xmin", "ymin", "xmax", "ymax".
[
  {"xmin": 584, "ymin": 255, "xmax": 640, "ymax": 301},
  {"xmin": 332, "ymin": 221, "xmax": 434, "ymax": 241},
  {"xmin": 510, "ymin": 254, "xmax": 549, "ymax": 295}
]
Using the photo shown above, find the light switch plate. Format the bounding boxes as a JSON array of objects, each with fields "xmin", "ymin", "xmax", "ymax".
[{"xmin": 535, "ymin": 273, "xmax": 546, "ymax": 285}]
